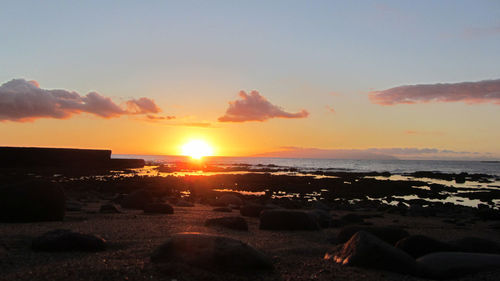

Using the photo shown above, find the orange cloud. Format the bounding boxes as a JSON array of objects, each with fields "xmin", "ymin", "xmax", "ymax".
[
  {"xmin": 218, "ymin": 90, "xmax": 309, "ymax": 122},
  {"xmin": 370, "ymin": 79, "xmax": 500, "ymax": 105},
  {"xmin": 0, "ymin": 79, "xmax": 166, "ymax": 122}
]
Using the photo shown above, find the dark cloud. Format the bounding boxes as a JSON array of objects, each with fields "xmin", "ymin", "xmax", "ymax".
[
  {"xmin": 370, "ymin": 79, "xmax": 500, "ymax": 105},
  {"xmin": 0, "ymin": 79, "xmax": 166, "ymax": 122},
  {"xmin": 218, "ymin": 90, "xmax": 309, "ymax": 122}
]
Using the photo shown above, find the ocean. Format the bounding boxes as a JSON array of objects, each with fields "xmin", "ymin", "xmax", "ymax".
[{"xmin": 113, "ymin": 155, "xmax": 500, "ymax": 177}]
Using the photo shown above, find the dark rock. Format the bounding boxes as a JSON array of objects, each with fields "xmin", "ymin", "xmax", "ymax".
[
  {"xmin": 176, "ymin": 200, "xmax": 195, "ymax": 207},
  {"xmin": 260, "ymin": 209, "xmax": 320, "ymax": 231},
  {"xmin": 99, "ymin": 203, "xmax": 121, "ymax": 213},
  {"xmin": 66, "ymin": 201, "xmax": 83, "ymax": 211},
  {"xmin": 476, "ymin": 208, "xmax": 500, "ymax": 220},
  {"xmin": 143, "ymin": 203, "xmax": 174, "ymax": 214},
  {"xmin": 341, "ymin": 213, "xmax": 364, "ymax": 224},
  {"xmin": 240, "ymin": 204, "xmax": 266, "ymax": 217},
  {"xmin": 309, "ymin": 209, "xmax": 332, "ymax": 228},
  {"xmin": 120, "ymin": 190, "xmax": 153, "ymax": 210},
  {"xmin": 205, "ymin": 217, "xmax": 248, "ymax": 231},
  {"xmin": 151, "ymin": 233, "xmax": 272, "ymax": 270},
  {"xmin": 337, "ymin": 226, "xmax": 409, "ymax": 244},
  {"xmin": 417, "ymin": 252, "xmax": 500, "ymax": 279},
  {"xmin": 213, "ymin": 207, "xmax": 232, "ymax": 213},
  {"xmin": 333, "ymin": 231, "xmax": 417, "ymax": 274},
  {"xmin": 395, "ymin": 235, "xmax": 455, "ymax": 258},
  {"xmin": 0, "ymin": 180, "xmax": 65, "ymax": 222},
  {"xmin": 32, "ymin": 229, "xmax": 106, "ymax": 252},
  {"xmin": 450, "ymin": 237, "xmax": 500, "ymax": 254},
  {"xmin": 216, "ymin": 194, "xmax": 243, "ymax": 206}
]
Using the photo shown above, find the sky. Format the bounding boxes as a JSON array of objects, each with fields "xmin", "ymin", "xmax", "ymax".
[{"xmin": 1, "ymin": 0, "xmax": 499, "ymax": 160}]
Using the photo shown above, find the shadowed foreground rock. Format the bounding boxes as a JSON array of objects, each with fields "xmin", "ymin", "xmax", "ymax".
[
  {"xmin": 240, "ymin": 204, "xmax": 266, "ymax": 217},
  {"xmin": 32, "ymin": 229, "xmax": 106, "ymax": 252},
  {"xmin": 260, "ymin": 209, "xmax": 320, "ymax": 230},
  {"xmin": 143, "ymin": 203, "xmax": 174, "ymax": 214},
  {"xmin": 417, "ymin": 252, "xmax": 500, "ymax": 279},
  {"xmin": 216, "ymin": 194, "xmax": 244, "ymax": 206},
  {"xmin": 395, "ymin": 235, "xmax": 455, "ymax": 258},
  {"xmin": 337, "ymin": 225, "xmax": 409, "ymax": 244},
  {"xmin": 450, "ymin": 237, "xmax": 500, "ymax": 254},
  {"xmin": 0, "ymin": 180, "xmax": 65, "ymax": 222},
  {"xmin": 151, "ymin": 233, "xmax": 273, "ymax": 270},
  {"xmin": 205, "ymin": 217, "xmax": 248, "ymax": 231},
  {"xmin": 334, "ymin": 231, "xmax": 417, "ymax": 274}
]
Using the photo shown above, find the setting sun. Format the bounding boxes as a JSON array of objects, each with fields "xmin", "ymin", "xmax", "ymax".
[{"xmin": 180, "ymin": 139, "xmax": 214, "ymax": 159}]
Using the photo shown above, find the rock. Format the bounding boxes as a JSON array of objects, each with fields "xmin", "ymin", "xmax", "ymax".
[
  {"xmin": 216, "ymin": 194, "xmax": 243, "ymax": 206},
  {"xmin": 99, "ymin": 203, "xmax": 121, "ymax": 213},
  {"xmin": 120, "ymin": 190, "xmax": 153, "ymax": 210},
  {"xmin": 309, "ymin": 209, "xmax": 332, "ymax": 228},
  {"xmin": 240, "ymin": 204, "xmax": 266, "ymax": 217},
  {"xmin": 66, "ymin": 201, "xmax": 83, "ymax": 211},
  {"xmin": 143, "ymin": 203, "xmax": 174, "ymax": 214},
  {"xmin": 417, "ymin": 252, "xmax": 500, "ymax": 279},
  {"xmin": 450, "ymin": 237, "xmax": 500, "ymax": 254},
  {"xmin": 260, "ymin": 209, "xmax": 320, "ymax": 231},
  {"xmin": 205, "ymin": 217, "xmax": 248, "ymax": 231},
  {"xmin": 312, "ymin": 201, "xmax": 331, "ymax": 211},
  {"xmin": 395, "ymin": 235, "xmax": 455, "ymax": 258},
  {"xmin": 31, "ymin": 229, "xmax": 106, "ymax": 252},
  {"xmin": 341, "ymin": 213, "xmax": 364, "ymax": 224},
  {"xmin": 0, "ymin": 180, "xmax": 66, "ymax": 222},
  {"xmin": 213, "ymin": 207, "xmax": 232, "ymax": 212},
  {"xmin": 334, "ymin": 231, "xmax": 417, "ymax": 274},
  {"xmin": 337, "ymin": 226, "xmax": 409, "ymax": 244},
  {"xmin": 176, "ymin": 200, "xmax": 195, "ymax": 207},
  {"xmin": 476, "ymin": 208, "xmax": 500, "ymax": 220},
  {"xmin": 151, "ymin": 233, "xmax": 272, "ymax": 270}
]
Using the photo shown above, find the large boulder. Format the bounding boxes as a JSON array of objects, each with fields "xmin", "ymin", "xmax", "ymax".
[
  {"xmin": 450, "ymin": 237, "xmax": 500, "ymax": 254},
  {"xmin": 151, "ymin": 233, "xmax": 273, "ymax": 270},
  {"xmin": 309, "ymin": 209, "xmax": 332, "ymax": 228},
  {"xmin": 205, "ymin": 217, "xmax": 248, "ymax": 231},
  {"xmin": 120, "ymin": 189, "xmax": 153, "ymax": 209},
  {"xmin": 337, "ymin": 226, "xmax": 409, "ymax": 244},
  {"xmin": 216, "ymin": 194, "xmax": 243, "ymax": 206},
  {"xmin": 143, "ymin": 203, "xmax": 174, "ymax": 214},
  {"xmin": 395, "ymin": 235, "xmax": 455, "ymax": 258},
  {"xmin": 240, "ymin": 204, "xmax": 266, "ymax": 217},
  {"xmin": 417, "ymin": 252, "xmax": 500, "ymax": 279},
  {"xmin": 0, "ymin": 180, "xmax": 66, "ymax": 222},
  {"xmin": 260, "ymin": 210, "xmax": 320, "ymax": 231},
  {"xmin": 32, "ymin": 229, "xmax": 106, "ymax": 252},
  {"xmin": 99, "ymin": 203, "xmax": 122, "ymax": 213},
  {"xmin": 213, "ymin": 207, "xmax": 232, "ymax": 213},
  {"xmin": 330, "ymin": 213, "xmax": 365, "ymax": 228},
  {"xmin": 334, "ymin": 231, "xmax": 417, "ymax": 274}
]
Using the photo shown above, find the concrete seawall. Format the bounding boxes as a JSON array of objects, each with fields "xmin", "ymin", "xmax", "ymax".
[{"xmin": 0, "ymin": 147, "xmax": 144, "ymax": 169}]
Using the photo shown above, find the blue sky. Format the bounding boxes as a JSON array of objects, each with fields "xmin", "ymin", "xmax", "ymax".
[{"xmin": 1, "ymin": 1, "xmax": 499, "ymax": 158}]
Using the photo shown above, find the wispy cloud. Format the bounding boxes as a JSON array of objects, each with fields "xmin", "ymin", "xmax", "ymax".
[
  {"xmin": 463, "ymin": 24, "xmax": 500, "ymax": 38},
  {"xmin": 370, "ymin": 79, "xmax": 500, "ymax": 105},
  {"xmin": 145, "ymin": 115, "xmax": 176, "ymax": 121},
  {"xmin": 218, "ymin": 90, "xmax": 309, "ymax": 122},
  {"xmin": 326, "ymin": 105, "xmax": 336, "ymax": 114},
  {"xmin": 0, "ymin": 79, "xmax": 166, "ymax": 122}
]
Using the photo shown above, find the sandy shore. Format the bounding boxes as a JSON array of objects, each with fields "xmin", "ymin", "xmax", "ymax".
[{"xmin": 2, "ymin": 201, "xmax": 500, "ymax": 281}]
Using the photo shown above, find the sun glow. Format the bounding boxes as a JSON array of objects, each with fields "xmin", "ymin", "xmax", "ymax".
[{"xmin": 180, "ymin": 139, "xmax": 214, "ymax": 159}]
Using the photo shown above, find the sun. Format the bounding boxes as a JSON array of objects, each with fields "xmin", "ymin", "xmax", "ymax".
[{"xmin": 181, "ymin": 139, "xmax": 214, "ymax": 159}]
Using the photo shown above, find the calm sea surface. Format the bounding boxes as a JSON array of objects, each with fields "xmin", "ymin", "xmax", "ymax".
[{"xmin": 113, "ymin": 155, "xmax": 500, "ymax": 177}]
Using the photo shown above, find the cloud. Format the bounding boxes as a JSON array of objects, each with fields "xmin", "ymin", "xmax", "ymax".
[
  {"xmin": 146, "ymin": 115, "xmax": 176, "ymax": 121},
  {"xmin": 463, "ymin": 24, "xmax": 500, "ymax": 38},
  {"xmin": 218, "ymin": 90, "xmax": 309, "ymax": 122},
  {"xmin": 326, "ymin": 105, "xmax": 336, "ymax": 113},
  {"xmin": 370, "ymin": 79, "xmax": 500, "ymax": 106},
  {"xmin": 0, "ymin": 79, "xmax": 166, "ymax": 122}
]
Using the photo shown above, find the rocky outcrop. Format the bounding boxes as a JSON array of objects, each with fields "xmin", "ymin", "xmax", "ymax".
[
  {"xmin": 151, "ymin": 233, "xmax": 273, "ymax": 270},
  {"xmin": 337, "ymin": 226, "xmax": 409, "ymax": 244},
  {"xmin": 334, "ymin": 231, "xmax": 417, "ymax": 274},
  {"xmin": 259, "ymin": 209, "xmax": 320, "ymax": 231}
]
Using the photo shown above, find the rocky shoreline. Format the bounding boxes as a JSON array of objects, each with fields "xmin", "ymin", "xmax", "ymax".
[{"xmin": 1, "ymin": 167, "xmax": 500, "ymax": 280}]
